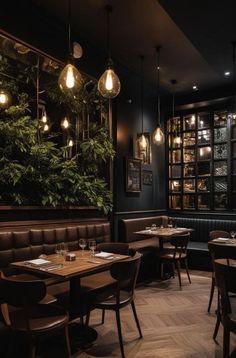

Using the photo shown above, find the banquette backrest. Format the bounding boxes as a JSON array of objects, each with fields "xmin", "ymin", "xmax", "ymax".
[
  {"xmin": 119, "ymin": 216, "xmax": 169, "ymax": 243},
  {"xmin": 0, "ymin": 221, "xmax": 110, "ymax": 269}
]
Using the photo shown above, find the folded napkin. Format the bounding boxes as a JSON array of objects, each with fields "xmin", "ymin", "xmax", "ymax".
[
  {"xmin": 26, "ymin": 258, "xmax": 51, "ymax": 266},
  {"xmin": 94, "ymin": 251, "xmax": 114, "ymax": 259}
]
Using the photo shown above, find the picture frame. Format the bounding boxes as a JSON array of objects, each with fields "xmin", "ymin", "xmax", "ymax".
[
  {"xmin": 135, "ymin": 132, "xmax": 152, "ymax": 165},
  {"xmin": 126, "ymin": 157, "xmax": 142, "ymax": 192},
  {"xmin": 143, "ymin": 170, "xmax": 153, "ymax": 185}
]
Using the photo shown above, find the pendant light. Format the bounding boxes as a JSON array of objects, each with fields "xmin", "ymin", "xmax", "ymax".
[
  {"xmin": 153, "ymin": 46, "xmax": 164, "ymax": 145},
  {"xmin": 171, "ymin": 80, "xmax": 182, "ymax": 145},
  {"xmin": 137, "ymin": 55, "xmax": 148, "ymax": 150},
  {"xmin": 98, "ymin": 5, "xmax": 121, "ymax": 99},
  {"xmin": 232, "ymin": 40, "xmax": 236, "ymax": 117},
  {"xmin": 0, "ymin": 89, "xmax": 12, "ymax": 109},
  {"xmin": 58, "ymin": 0, "xmax": 82, "ymax": 95}
]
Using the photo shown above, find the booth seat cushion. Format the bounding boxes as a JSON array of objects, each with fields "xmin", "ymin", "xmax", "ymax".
[
  {"xmin": 0, "ymin": 222, "xmax": 111, "ymax": 270},
  {"xmin": 120, "ymin": 216, "xmax": 169, "ymax": 243},
  {"xmin": 128, "ymin": 238, "xmax": 159, "ymax": 251}
]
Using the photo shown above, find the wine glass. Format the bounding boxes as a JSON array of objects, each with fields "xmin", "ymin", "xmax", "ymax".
[
  {"xmin": 230, "ymin": 231, "xmax": 236, "ymax": 239},
  {"xmin": 55, "ymin": 243, "xmax": 62, "ymax": 255},
  {"xmin": 79, "ymin": 239, "xmax": 86, "ymax": 256},
  {"xmin": 61, "ymin": 242, "xmax": 69, "ymax": 258},
  {"xmin": 151, "ymin": 224, "xmax": 157, "ymax": 231},
  {"xmin": 89, "ymin": 240, "xmax": 96, "ymax": 257}
]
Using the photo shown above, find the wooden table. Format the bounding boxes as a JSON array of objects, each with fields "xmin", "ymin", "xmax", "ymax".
[
  {"xmin": 11, "ymin": 250, "xmax": 128, "ymax": 312},
  {"xmin": 11, "ymin": 250, "xmax": 129, "ymax": 345},
  {"xmin": 134, "ymin": 227, "xmax": 193, "ymax": 249}
]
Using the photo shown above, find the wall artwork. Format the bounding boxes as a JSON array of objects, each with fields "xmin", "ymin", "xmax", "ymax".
[
  {"xmin": 135, "ymin": 132, "xmax": 152, "ymax": 165},
  {"xmin": 126, "ymin": 158, "xmax": 142, "ymax": 192},
  {"xmin": 143, "ymin": 170, "xmax": 153, "ymax": 185}
]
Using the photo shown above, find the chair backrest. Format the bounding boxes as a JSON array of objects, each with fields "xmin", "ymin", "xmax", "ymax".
[
  {"xmin": 170, "ymin": 233, "xmax": 190, "ymax": 259},
  {"xmin": 214, "ymin": 259, "xmax": 236, "ymax": 317},
  {"xmin": 97, "ymin": 242, "xmax": 130, "ymax": 255},
  {"xmin": 110, "ymin": 252, "xmax": 142, "ymax": 300},
  {"xmin": 0, "ymin": 276, "xmax": 46, "ymax": 308}
]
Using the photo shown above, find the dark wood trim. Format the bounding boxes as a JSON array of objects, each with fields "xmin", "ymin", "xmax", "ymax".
[{"xmin": 114, "ymin": 209, "xmax": 167, "ymax": 216}]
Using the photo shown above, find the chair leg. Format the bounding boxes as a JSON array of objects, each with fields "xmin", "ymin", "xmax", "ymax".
[
  {"xmin": 101, "ymin": 309, "xmax": 105, "ymax": 324},
  {"xmin": 223, "ymin": 326, "xmax": 230, "ymax": 358},
  {"xmin": 115, "ymin": 309, "xmax": 125, "ymax": 358},
  {"xmin": 184, "ymin": 259, "xmax": 191, "ymax": 284},
  {"xmin": 176, "ymin": 261, "xmax": 182, "ymax": 287},
  {"xmin": 207, "ymin": 277, "xmax": 215, "ymax": 313},
  {"xmin": 64, "ymin": 326, "xmax": 72, "ymax": 358},
  {"xmin": 213, "ymin": 291, "xmax": 221, "ymax": 340},
  {"xmin": 85, "ymin": 311, "xmax": 90, "ymax": 327},
  {"xmin": 172, "ymin": 262, "xmax": 175, "ymax": 277},
  {"xmin": 213, "ymin": 313, "xmax": 221, "ymax": 341},
  {"xmin": 28, "ymin": 341, "xmax": 36, "ymax": 358},
  {"xmin": 131, "ymin": 300, "xmax": 142, "ymax": 338},
  {"xmin": 160, "ymin": 262, "xmax": 164, "ymax": 279}
]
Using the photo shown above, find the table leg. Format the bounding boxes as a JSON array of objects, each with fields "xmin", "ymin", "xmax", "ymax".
[{"xmin": 69, "ymin": 277, "xmax": 97, "ymax": 348}]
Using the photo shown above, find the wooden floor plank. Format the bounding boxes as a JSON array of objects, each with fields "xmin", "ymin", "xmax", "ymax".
[{"xmin": 75, "ymin": 270, "xmax": 235, "ymax": 358}]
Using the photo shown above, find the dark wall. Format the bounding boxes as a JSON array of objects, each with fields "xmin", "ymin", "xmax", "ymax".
[{"xmin": 0, "ymin": 0, "xmax": 167, "ymax": 227}]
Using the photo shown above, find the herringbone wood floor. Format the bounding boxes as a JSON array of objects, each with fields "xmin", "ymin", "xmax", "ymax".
[{"xmin": 74, "ymin": 270, "xmax": 236, "ymax": 358}]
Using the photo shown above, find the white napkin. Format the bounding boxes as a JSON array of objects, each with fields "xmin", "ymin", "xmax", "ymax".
[
  {"xmin": 213, "ymin": 238, "xmax": 229, "ymax": 242},
  {"xmin": 94, "ymin": 251, "xmax": 114, "ymax": 259},
  {"xmin": 26, "ymin": 258, "xmax": 51, "ymax": 266}
]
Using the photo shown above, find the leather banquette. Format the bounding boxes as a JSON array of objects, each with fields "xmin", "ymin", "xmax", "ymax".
[
  {"xmin": 0, "ymin": 219, "xmax": 110, "ymax": 276},
  {"xmin": 119, "ymin": 216, "xmax": 169, "ymax": 279}
]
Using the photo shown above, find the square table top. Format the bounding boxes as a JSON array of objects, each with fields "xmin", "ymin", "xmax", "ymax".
[
  {"xmin": 10, "ymin": 250, "xmax": 129, "ymax": 280},
  {"xmin": 134, "ymin": 227, "xmax": 193, "ymax": 237}
]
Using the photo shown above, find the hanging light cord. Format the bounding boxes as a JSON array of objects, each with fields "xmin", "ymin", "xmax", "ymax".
[
  {"xmin": 140, "ymin": 55, "xmax": 144, "ymax": 133},
  {"xmin": 232, "ymin": 40, "xmax": 236, "ymax": 104},
  {"xmin": 156, "ymin": 46, "xmax": 161, "ymax": 126},
  {"xmin": 68, "ymin": 0, "xmax": 72, "ymax": 57},
  {"xmin": 106, "ymin": 5, "xmax": 112, "ymax": 62}
]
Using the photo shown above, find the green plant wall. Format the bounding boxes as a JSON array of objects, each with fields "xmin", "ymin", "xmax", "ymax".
[{"xmin": 0, "ymin": 50, "xmax": 114, "ymax": 214}]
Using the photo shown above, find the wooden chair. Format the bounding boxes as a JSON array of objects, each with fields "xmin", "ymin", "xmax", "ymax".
[
  {"xmin": 208, "ymin": 237, "xmax": 236, "ymax": 340},
  {"xmin": 157, "ymin": 233, "xmax": 191, "ymax": 287},
  {"xmin": 0, "ymin": 276, "xmax": 71, "ymax": 358},
  {"xmin": 207, "ymin": 230, "xmax": 231, "ymax": 313},
  {"xmin": 86, "ymin": 252, "xmax": 142, "ymax": 358},
  {"xmin": 214, "ymin": 259, "xmax": 236, "ymax": 357}
]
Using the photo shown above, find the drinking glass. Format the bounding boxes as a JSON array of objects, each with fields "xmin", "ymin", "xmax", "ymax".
[
  {"xmin": 89, "ymin": 240, "xmax": 96, "ymax": 257},
  {"xmin": 79, "ymin": 239, "xmax": 86, "ymax": 256},
  {"xmin": 61, "ymin": 242, "xmax": 69, "ymax": 258},
  {"xmin": 151, "ymin": 224, "xmax": 157, "ymax": 231},
  {"xmin": 230, "ymin": 231, "xmax": 236, "ymax": 239},
  {"xmin": 55, "ymin": 243, "xmax": 62, "ymax": 255}
]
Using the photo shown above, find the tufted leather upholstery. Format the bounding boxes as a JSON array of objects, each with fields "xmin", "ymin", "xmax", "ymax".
[
  {"xmin": 170, "ymin": 217, "xmax": 236, "ymax": 243},
  {"xmin": 0, "ymin": 223, "xmax": 111, "ymax": 270},
  {"xmin": 120, "ymin": 216, "xmax": 169, "ymax": 244}
]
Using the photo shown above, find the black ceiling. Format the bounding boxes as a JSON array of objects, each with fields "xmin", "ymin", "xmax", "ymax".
[{"xmin": 24, "ymin": 0, "xmax": 236, "ymax": 95}]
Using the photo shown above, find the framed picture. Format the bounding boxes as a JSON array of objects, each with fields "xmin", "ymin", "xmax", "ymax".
[
  {"xmin": 135, "ymin": 132, "xmax": 152, "ymax": 165},
  {"xmin": 126, "ymin": 157, "xmax": 142, "ymax": 192},
  {"xmin": 143, "ymin": 170, "xmax": 153, "ymax": 185}
]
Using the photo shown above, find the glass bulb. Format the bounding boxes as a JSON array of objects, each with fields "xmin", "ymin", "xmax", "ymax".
[
  {"xmin": 41, "ymin": 111, "xmax": 47, "ymax": 123},
  {"xmin": 61, "ymin": 118, "xmax": 70, "ymax": 129},
  {"xmin": 153, "ymin": 126, "xmax": 165, "ymax": 145},
  {"xmin": 0, "ymin": 89, "xmax": 12, "ymax": 109},
  {"xmin": 138, "ymin": 134, "xmax": 148, "ymax": 150},
  {"xmin": 68, "ymin": 139, "xmax": 74, "ymax": 147},
  {"xmin": 173, "ymin": 135, "xmax": 182, "ymax": 144},
  {"xmin": 58, "ymin": 63, "xmax": 82, "ymax": 94},
  {"xmin": 43, "ymin": 124, "xmax": 49, "ymax": 132},
  {"xmin": 98, "ymin": 68, "xmax": 121, "ymax": 98}
]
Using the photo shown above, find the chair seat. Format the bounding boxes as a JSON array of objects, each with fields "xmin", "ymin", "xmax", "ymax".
[
  {"xmin": 159, "ymin": 252, "xmax": 187, "ymax": 260},
  {"xmin": 9, "ymin": 304, "xmax": 68, "ymax": 332},
  {"xmin": 95, "ymin": 291, "xmax": 132, "ymax": 310},
  {"xmin": 81, "ymin": 271, "xmax": 117, "ymax": 291}
]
